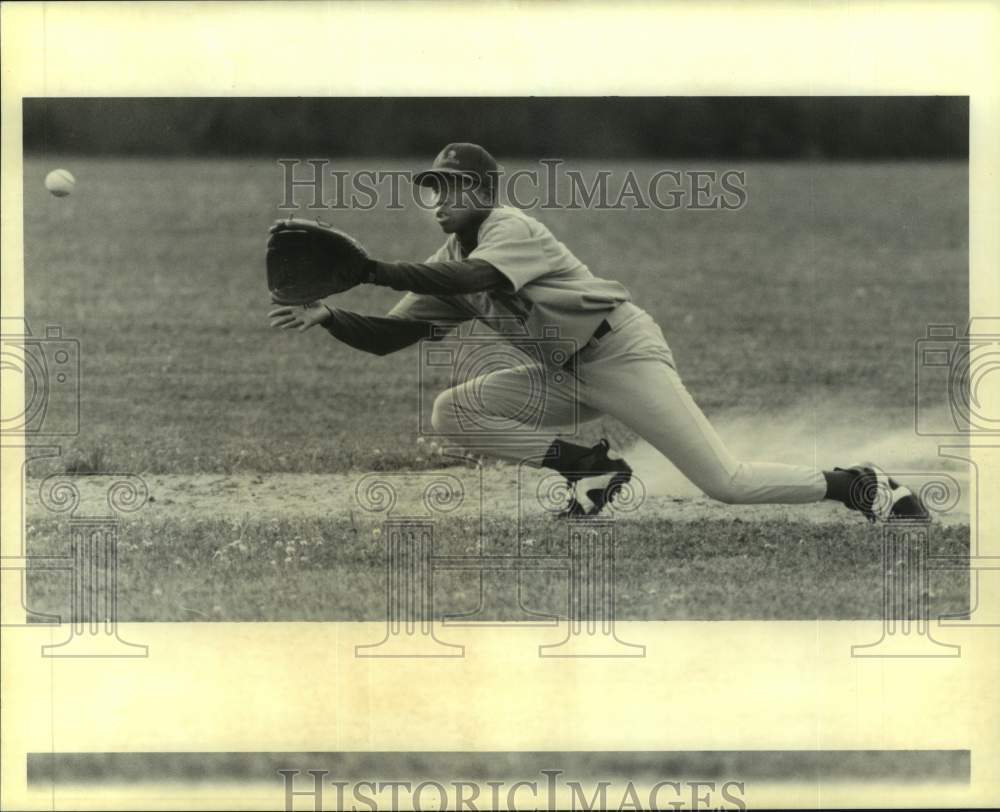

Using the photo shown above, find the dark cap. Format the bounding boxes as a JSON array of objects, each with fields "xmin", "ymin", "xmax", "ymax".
[{"xmin": 413, "ymin": 143, "xmax": 500, "ymax": 190}]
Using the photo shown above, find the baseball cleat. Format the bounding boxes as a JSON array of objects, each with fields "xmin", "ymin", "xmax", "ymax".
[
  {"xmin": 556, "ymin": 439, "xmax": 633, "ymax": 518},
  {"xmin": 837, "ymin": 462, "xmax": 930, "ymax": 523}
]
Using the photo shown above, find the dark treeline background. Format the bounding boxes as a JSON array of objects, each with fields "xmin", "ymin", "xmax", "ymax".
[{"xmin": 23, "ymin": 97, "xmax": 967, "ymax": 159}]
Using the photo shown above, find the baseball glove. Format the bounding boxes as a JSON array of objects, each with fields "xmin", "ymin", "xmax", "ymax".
[{"xmin": 266, "ymin": 219, "xmax": 371, "ymax": 305}]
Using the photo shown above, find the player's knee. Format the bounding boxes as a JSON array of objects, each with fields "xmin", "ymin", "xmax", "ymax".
[
  {"xmin": 700, "ymin": 476, "xmax": 744, "ymax": 505},
  {"xmin": 430, "ymin": 389, "xmax": 460, "ymax": 434}
]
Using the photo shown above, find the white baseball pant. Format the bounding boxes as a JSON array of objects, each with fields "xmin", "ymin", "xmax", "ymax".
[{"xmin": 430, "ymin": 302, "xmax": 827, "ymax": 504}]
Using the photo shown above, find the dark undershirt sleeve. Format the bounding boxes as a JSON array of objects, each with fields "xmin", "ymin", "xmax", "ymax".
[
  {"xmin": 322, "ymin": 307, "xmax": 439, "ymax": 356},
  {"xmin": 369, "ymin": 257, "xmax": 510, "ymax": 295},
  {"xmin": 322, "ymin": 257, "xmax": 504, "ymax": 356}
]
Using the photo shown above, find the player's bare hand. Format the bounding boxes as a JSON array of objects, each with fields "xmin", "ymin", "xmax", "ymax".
[{"xmin": 268, "ymin": 302, "xmax": 332, "ymax": 332}]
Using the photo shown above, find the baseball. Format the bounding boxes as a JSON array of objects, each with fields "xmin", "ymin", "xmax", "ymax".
[{"xmin": 44, "ymin": 168, "xmax": 75, "ymax": 197}]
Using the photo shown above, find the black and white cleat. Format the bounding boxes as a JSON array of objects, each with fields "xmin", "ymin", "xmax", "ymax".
[
  {"xmin": 556, "ymin": 439, "xmax": 633, "ymax": 518},
  {"xmin": 838, "ymin": 462, "xmax": 931, "ymax": 523}
]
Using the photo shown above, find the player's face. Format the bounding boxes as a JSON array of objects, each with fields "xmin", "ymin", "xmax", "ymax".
[{"xmin": 430, "ymin": 179, "xmax": 493, "ymax": 233}]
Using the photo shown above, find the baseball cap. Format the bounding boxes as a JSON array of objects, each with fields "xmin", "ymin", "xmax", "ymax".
[{"xmin": 413, "ymin": 143, "xmax": 501, "ymax": 190}]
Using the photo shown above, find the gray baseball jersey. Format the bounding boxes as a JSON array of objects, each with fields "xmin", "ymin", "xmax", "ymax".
[{"xmin": 388, "ymin": 206, "xmax": 632, "ymax": 350}]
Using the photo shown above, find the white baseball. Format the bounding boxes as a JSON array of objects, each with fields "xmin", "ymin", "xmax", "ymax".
[{"xmin": 45, "ymin": 169, "xmax": 76, "ymax": 197}]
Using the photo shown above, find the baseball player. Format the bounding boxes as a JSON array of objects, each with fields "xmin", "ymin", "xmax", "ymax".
[{"xmin": 269, "ymin": 143, "xmax": 927, "ymax": 521}]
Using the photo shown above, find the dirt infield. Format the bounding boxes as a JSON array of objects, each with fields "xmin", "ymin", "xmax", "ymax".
[{"xmin": 25, "ymin": 464, "xmax": 970, "ymax": 526}]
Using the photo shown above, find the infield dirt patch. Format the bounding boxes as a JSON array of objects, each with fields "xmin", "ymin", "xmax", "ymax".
[{"xmin": 25, "ymin": 463, "xmax": 970, "ymax": 526}]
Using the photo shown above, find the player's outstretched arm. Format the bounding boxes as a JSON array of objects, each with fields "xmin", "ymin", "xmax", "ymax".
[
  {"xmin": 369, "ymin": 258, "xmax": 510, "ymax": 295},
  {"xmin": 268, "ymin": 302, "xmax": 439, "ymax": 356}
]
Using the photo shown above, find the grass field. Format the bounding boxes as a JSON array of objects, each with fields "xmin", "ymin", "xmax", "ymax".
[
  {"xmin": 25, "ymin": 511, "xmax": 970, "ymax": 622},
  {"xmin": 21, "ymin": 156, "xmax": 969, "ymax": 622}
]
